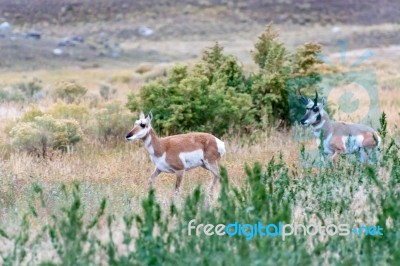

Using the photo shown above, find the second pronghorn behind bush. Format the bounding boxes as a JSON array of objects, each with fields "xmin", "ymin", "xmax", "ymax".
[
  {"xmin": 300, "ymin": 92, "xmax": 381, "ymax": 164},
  {"xmin": 125, "ymin": 112, "xmax": 225, "ymax": 193}
]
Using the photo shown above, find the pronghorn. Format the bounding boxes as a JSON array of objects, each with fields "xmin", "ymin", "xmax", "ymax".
[
  {"xmin": 299, "ymin": 92, "xmax": 381, "ymax": 164},
  {"xmin": 125, "ymin": 112, "xmax": 225, "ymax": 192}
]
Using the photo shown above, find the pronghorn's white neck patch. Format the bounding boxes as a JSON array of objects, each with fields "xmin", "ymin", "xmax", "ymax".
[
  {"xmin": 144, "ymin": 135, "xmax": 152, "ymax": 146},
  {"xmin": 313, "ymin": 119, "xmax": 325, "ymax": 130},
  {"xmin": 143, "ymin": 134, "xmax": 154, "ymax": 155}
]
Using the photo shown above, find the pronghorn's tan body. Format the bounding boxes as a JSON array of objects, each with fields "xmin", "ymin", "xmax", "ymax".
[
  {"xmin": 300, "ymin": 93, "xmax": 380, "ymax": 163},
  {"xmin": 125, "ymin": 112, "xmax": 225, "ymax": 192}
]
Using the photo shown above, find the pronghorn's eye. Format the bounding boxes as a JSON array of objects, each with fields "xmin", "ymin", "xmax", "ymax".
[
  {"xmin": 313, "ymin": 107, "xmax": 319, "ymax": 112},
  {"xmin": 140, "ymin": 123, "xmax": 145, "ymax": 128}
]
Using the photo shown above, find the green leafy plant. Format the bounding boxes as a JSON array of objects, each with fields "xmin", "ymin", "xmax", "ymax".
[
  {"xmin": 250, "ymin": 25, "xmax": 322, "ymax": 124},
  {"xmin": 46, "ymin": 184, "xmax": 106, "ymax": 266},
  {"xmin": 10, "ymin": 115, "xmax": 83, "ymax": 157},
  {"xmin": 127, "ymin": 25, "xmax": 322, "ymax": 134},
  {"xmin": 14, "ymin": 78, "xmax": 44, "ymax": 101},
  {"xmin": 127, "ymin": 46, "xmax": 253, "ymax": 136},
  {"xmin": 0, "ymin": 88, "xmax": 25, "ymax": 102},
  {"xmin": 53, "ymin": 81, "xmax": 87, "ymax": 104},
  {"xmin": 94, "ymin": 101, "xmax": 133, "ymax": 141},
  {"xmin": 99, "ymin": 84, "xmax": 116, "ymax": 101},
  {"xmin": 48, "ymin": 102, "xmax": 90, "ymax": 125}
]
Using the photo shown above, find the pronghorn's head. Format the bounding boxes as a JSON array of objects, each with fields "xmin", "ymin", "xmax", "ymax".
[
  {"xmin": 125, "ymin": 111, "xmax": 153, "ymax": 141},
  {"xmin": 300, "ymin": 92, "xmax": 326, "ymax": 126}
]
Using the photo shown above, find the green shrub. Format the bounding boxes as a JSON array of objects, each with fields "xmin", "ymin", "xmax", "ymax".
[
  {"xmin": 10, "ymin": 115, "xmax": 83, "ymax": 157},
  {"xmin": 127, "ymin": 25, "xmax": 321, "ymax": 134},
  {"xmin": 250, "ymin": 25, "xmax": 322, "ymax": 124},
  {"xmin": 53, "ymin": 81, "xmax": 88, "ymax": 103},
  {"xmin": 287, "ymin": 42, "xmax": 324, "ymax": 123},
  {"xmin": 99, "ymin": 84, "xmax": 117, "ymax": 101},
  {"xmin": 0, "ymin": 183, "xmax": 106, "ymax": 265},
  {"xmin": 99, "ymin": 84, "xmax": 110, "ymax": 100},
  {"xmin": 0, "ymin": 79, "xmax": 44, "ymax": 102},
  {"xmin": 48, "ymin": 102, "xmax": 90, "ymax": 124},
  {"xmin": 9, "ymin": 122, "xmax": 41, "ymax": 154},
  {"xmin": 194, "ymin": 42, "xmax": 250, "ymax": 93},
  {"xmin": 127, "ymin": 46, "xmax": 253, "ymax": 136},
  {"xmin": 86, "ymin": 93, "xmax": 100, "ymax": 108},
  {"xmin": 94, "ymin": 101, "xmax": 133, "ymax": 141},
  {"xmin": 14, "ymin": 78, "xmax": 44, "ymax": 101},
  {"xmin": 20, "ymin": 106, "xmax": 44, "ymax": 122},
  {"xmin": 0, "ymin": 88, "xmax": 26, "ymax": 102},
  {"xmin": 46, "ymin": 184, "xmax": 106, "ymax": 265}
]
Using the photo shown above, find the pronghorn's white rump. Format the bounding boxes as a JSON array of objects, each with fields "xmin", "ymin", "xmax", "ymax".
[
  {"xmin": 300, "ymin": 92, "xmax": 380, "ymax": 164},
  {"xmin": 215, "ymin": 137, "xmax": 225, "ymax": 157},
  {"xmin": 125, "ymin": 111, "xmax": 225, "ymax": 192}
]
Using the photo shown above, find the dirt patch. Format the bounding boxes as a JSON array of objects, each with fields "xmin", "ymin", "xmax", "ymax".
[{"xmin": 0, "ymin": 1, "xmax": 399, "ymax": 72}]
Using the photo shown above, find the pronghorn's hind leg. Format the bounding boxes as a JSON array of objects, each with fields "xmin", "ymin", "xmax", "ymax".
[
  {"xmin": 149, "ymin": 168, "xmax": 161, "ymax": 189},
  {"xmin": 359, "ymin": 148, "xmax": 368, "ymax": 164},
  {"xmin": 204, "ymin": 161, "xmax": 220, "ymax": 192},
  {"xmin": 359, "ymin": 147, "xmax": 376, "ymax": 165},
  {"xmin": 174, "ymin": 170, "xmax": 185, "ymax": 194}
]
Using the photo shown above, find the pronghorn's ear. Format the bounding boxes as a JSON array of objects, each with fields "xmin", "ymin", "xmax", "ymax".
[
  {"xmin": 147, "ymin": 111, "xmax": 153, "ymax": 123},
  {"xmin": 299, "ymin": 96, "xmax": 309, "ymax": 105},
  {"xmin": 139, "ymin": 111, "xmax": 145, "ymax": 120},
  {"xmin": 321, "ymin": 97, "xmax": 326, "ymax": 107}
]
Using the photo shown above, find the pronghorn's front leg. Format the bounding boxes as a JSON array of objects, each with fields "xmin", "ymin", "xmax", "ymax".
[
  {"xmin": 330, "ymin": 137, "xmax": 347, "ymax": 164},
  {"xmin": 149, "ymin": 168, "xmax": 161, "ymax": 189},
  {"xmin": 331, "ymin": 151, "xmax": 339, "ymax": 163}
]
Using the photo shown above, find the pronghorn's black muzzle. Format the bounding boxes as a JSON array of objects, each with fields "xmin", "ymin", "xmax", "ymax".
[
  {"xmin": 125, "ymin": 132, "xmax": 133, "ymax": 140},
  {"xmin": 300, "ymin": 117, "xmax": 307, "ymax": 125}
]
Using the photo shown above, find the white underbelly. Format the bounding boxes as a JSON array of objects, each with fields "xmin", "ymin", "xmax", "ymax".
[
  {"xmin": 179, "ymin": 150, "xmax": 204, "ymax": 170},
  {"xmin": 342, "ymin": 135, "xmax": 364, "ymax": 153}
]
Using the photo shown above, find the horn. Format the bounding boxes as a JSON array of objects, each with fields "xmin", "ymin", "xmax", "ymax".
[{"xmin": 313, "ymin": 91, "xmax": 318, "ymax": 105}]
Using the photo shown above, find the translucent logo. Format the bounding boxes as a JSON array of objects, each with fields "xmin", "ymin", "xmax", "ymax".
[{"xmin": 287, "ymin": 40, "xmax": 380, "ymax": 167}]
